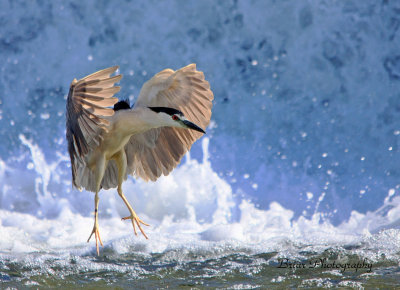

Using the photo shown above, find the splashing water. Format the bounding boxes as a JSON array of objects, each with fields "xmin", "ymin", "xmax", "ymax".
[{"xmin": 0, "ymin": 136, "xmax": 400, "ymax": 287}]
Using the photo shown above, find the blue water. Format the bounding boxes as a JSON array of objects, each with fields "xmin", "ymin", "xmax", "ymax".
[{"xmin": 0, "ymin": 0, "xmax": 400, "ymax": 288}]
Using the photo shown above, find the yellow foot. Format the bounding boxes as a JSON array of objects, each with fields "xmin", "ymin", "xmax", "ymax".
[
  {"xmin": 122, "ymin": 214, "xmax": 150, "ymax": 239},
  {"xmin": 87, "ymin": 225, "xmax": 104, "ymax": 255}
]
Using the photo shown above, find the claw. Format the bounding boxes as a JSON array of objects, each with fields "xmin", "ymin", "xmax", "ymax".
[
  {"xmin": 87, "ymin": 225, "xmax": 103, "ymax": 255},
  {"xmin": 122, "ymin": 214, "xmax": 149, "ymax": 239},
  {"xmin": 117, "ymin": 187, "xmax": 150, "ymax": 239}
]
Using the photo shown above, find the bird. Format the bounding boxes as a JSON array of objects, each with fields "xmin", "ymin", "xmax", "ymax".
[{"xmin": 66, "ymin": 64, "xmax": 213, "ymax": 255}]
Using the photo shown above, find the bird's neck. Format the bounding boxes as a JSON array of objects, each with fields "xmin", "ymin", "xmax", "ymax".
[{"xmin": 115, "ymin": 107, "xmax": 169, "ymax": 137}]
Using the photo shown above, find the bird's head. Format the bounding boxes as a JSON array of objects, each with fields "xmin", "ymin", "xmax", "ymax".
[{"xmin": 148, "ymin": 107, "xmax": 205, "ymax": 133}]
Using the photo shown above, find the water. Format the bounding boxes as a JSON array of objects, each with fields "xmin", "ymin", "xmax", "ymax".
[
  {"xmin": 1, "ymin": 251, "xmax": 399, "ymax": 288},
  {"xmin": 1, "ymin": 0, "xmax": 400, "ymax": 288},
  {"xmin": 0, "ymin": 138, "xmax": 399, "ymax": 288}
]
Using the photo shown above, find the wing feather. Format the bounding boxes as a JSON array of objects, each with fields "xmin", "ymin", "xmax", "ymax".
[
  {"xmin": 81, "ymin": 65, "xmax": 120, "ymax": 81},
  {"xmin": 66, "ymin": 66, "xmax": 122, "ymax": 188},
  {"xmin": 76, "ymin": 94, "xmax": 119, "ymax": 107},
  {"xmin": 122, "ymin": 64, "xmax": 214, "ymax": 182}
]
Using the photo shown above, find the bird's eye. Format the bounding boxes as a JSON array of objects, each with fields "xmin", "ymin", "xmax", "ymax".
[{"xmin": 172, "ymin": 115, "xmax": 179, "ymax": 121}]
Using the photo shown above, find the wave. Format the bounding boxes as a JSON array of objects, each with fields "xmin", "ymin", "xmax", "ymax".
[{"xmin": 0, "ymin": 136, "xmax": 399, "ymax": 261}]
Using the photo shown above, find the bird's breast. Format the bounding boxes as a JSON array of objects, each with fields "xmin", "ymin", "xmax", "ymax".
[
  {"xmin": 100, "ymin": 131, "xmax": 131, "ymax": 159},
  {"xmin": 86, "ymin": 108, "xmax": 151, "ymax": 163}
]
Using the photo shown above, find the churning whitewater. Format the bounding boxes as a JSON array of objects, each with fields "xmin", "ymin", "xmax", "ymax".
[
  {"xmin": 0, "ymin": 137, "xmax": 400, "ymax": 287},
  {"xmin": 0, "ymin": 137, "xmax": 399, "ymax": 255}
]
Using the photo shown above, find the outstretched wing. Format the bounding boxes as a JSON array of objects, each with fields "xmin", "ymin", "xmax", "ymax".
[
  {"xmin": 66, "ymin": 66, "xmax": 122, "ymax": 188},
  {"xmin": 125, "ymin": 63, "xmax": 214, "ymax": 181}
]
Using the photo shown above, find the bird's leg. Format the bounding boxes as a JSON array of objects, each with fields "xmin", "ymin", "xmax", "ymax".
[
  {"xmin": 87, "ymin": 191, "xmax": 103, "ymax": 255},
  {"xmin": 119, "ymin": 188, "xmax": 150, "ymax": 239},
  {"xmin": 115, "ymin": 151, "xmax": 149, "ymax": 239},
  {"xmin": 87, "ymin": 155, "xmax": 106, "ymax": 255}
]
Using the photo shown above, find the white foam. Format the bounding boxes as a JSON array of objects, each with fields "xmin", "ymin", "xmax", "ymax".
[{"xmin": 0, "ymin": 137, "xmax": 400, "ymax": 259}]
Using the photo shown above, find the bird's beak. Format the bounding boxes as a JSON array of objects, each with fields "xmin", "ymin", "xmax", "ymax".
[{"xmin": 182, "ymin": 120, "xmax": 205, "ymax": 133}]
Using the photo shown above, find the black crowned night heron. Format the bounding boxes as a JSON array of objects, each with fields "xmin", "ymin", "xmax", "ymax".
[{"xmin": 66, "ymin": 64, "xmax": 213, "ymax": 254}]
